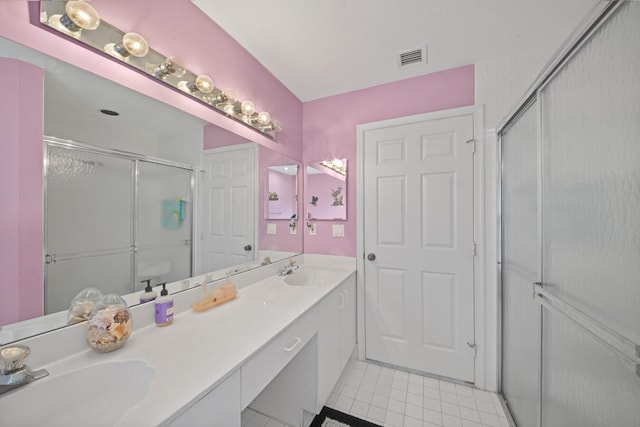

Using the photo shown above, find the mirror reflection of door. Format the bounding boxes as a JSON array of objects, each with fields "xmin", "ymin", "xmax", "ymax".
[
  {"xmin": 200, "ymin": 144, "xmax": 257, "ymax": 274},
  {"xmin": 306, "ymin": 159, "xmax": 347, "ymax": 220}
]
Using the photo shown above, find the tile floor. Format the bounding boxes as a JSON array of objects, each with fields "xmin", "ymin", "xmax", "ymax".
[{"xmin": 241, "ymin": 358, "xmax": 512, "ymax": 427}]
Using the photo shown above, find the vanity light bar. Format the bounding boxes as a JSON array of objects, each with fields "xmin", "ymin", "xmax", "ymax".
[{"xmin": 37, "ymin": 1, "xmax": 282, "ymax": 138}]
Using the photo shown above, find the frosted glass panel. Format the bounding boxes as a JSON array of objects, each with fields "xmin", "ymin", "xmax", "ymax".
[
  {"xmin": 540, "ymin": 2, "xmax": 640, "ymax": 423},
  {"xmin": 47, "ymin": 146, "xmax": 132, "ymax": 254},
  {"xmin": 45, "ymin": 253, "xmax": 132, "ymax": 314},
  {"xmin": 500, "ymin": 101, "xmax": 540, "ymax": 427},
  {"xmin": 542, "ymin": 311, "xmax": 640, "ymax": 427},
  {"xmin": 137, "ymin": 162, "xmax": 192, "ymax": 246},
  {"xmin": 136, "ymin": 245, "xmax": 191, "ymax": 291}
]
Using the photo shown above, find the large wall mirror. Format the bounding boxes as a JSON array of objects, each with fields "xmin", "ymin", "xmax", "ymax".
[
  {"xmin": 0, "ymin": 36, "xmax": 303, "ymax": 344},
  {"xmin": 306, "ymin": 159, "xmax": 348, "ymax": 221}
]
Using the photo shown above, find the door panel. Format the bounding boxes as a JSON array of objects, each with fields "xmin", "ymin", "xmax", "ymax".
[
  {"xmin": 364, "ymin": 112, "xmax": 475, "ymax": 382},
  {"xmin": 201, "ymin": 147, "xmax": 256, "ymax": 273}
]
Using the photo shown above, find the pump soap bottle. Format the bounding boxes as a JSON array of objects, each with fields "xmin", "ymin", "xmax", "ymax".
[
  {"xmin": 139, "ymin": 279, "xmax": 157, "ymax": 303},
  {"xmin": 155, "ymin": 283, "xmax": 174, "ymax": 326}
]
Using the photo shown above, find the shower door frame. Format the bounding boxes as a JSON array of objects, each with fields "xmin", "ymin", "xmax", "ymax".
[
  {"xmin": 496, "ymin": 2, "xmax": 628, "ymax": 426},
  {"xmin": 43, "ymin": 136, "xmax": 196, "ymax": 313}
]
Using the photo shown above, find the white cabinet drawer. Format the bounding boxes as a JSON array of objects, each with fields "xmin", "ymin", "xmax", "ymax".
[{"xmin": 241, "ymin": 307, "xmax": 318, "ymax": 409}]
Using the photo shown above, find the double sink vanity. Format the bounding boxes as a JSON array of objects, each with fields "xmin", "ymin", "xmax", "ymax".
[{"xmin": 0, "ymin": 255, "xmax": 356, "ymax": 427}]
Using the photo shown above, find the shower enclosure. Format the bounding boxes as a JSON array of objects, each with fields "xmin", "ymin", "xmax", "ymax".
[
  {"xmin": 44, "ymin": 137, "xmax": 194, "ymax": 314},
  {"xmin": 498, "ymin": 2, "xmax": 640, "ymax": 426}
]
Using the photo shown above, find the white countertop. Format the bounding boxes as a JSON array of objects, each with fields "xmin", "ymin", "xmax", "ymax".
[{"xmin": 0, "ymin": 255, "xmax": 355, "ymax": 427}]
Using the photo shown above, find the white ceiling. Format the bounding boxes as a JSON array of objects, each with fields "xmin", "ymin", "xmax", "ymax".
[{"xmin": 193, "ymin": 0, "xmax": 595, "ymax": 101}]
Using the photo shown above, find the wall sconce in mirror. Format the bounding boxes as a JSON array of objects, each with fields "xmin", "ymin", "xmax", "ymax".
[
  {"xmin": 177, "ymin": 75, "xmax": 214, "ymax": 95},
  {"xmin": 38, "ymin": 1, "xmax": 283, "ymax": 138},
  {"xmin": 147, "ymin": 56, "xmax": 187, "ymax": 79},
  {"xmin": 306, "ymin": 159, "xmax": 347, "ymax": 221},
  {"xmin": 266, "ymin": 164, "xmax": 298, "ymax": 220},
  {"xmin": 104, "ymin": 32, "xmax": 149, "ymax": 62},
  {"xmin": 47, "ymin": 0, "xmax": 100, "ymax": 38}
]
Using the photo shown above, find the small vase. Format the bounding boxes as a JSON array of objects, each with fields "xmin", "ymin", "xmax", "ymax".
[{"xmin": 86, "ymin": 294, "xmax": 132, "ymax": 353}]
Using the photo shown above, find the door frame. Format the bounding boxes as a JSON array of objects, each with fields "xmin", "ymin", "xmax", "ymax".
[
  {"xmin": 356, "ymin": 105, "xmax": 487, "ymax": 389},
  {"xmin": 197, "ymin": 142, "xmax": 259, "ymax": 275}
]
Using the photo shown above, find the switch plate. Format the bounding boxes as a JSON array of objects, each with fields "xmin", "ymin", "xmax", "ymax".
[
  {"xmin": 309, "ymin": 223, "xmax": 316, "ymax": 236},
  {"xmin": 290, "ymin": 225, "xmax": 297, "ymax": 235},
  {"xmin": 267, "ymin": 223, "xmax": 277, "ymax": 235},
  {"xmin": 332, "ymin": 224, "xmax": 344, "ymax": 237}
]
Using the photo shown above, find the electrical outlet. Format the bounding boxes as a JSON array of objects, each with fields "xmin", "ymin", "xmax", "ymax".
[
  {"xmin": 332, "ymin": 224, "xmax": 344, "ymax": 237},
  {"xmin": 309, "ymin": 223, "xmax": 316, "ymax": 236},
  {"xmin": 267, "ymin": 223, "xmax": 277, "ymax": 235}
]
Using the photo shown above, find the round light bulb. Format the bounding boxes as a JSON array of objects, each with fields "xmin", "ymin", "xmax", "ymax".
[
  {"xmin": 223, "ymin": 104, "xmax": 236, "ymax": 115},
  {"xmin": 272, "ymin": 120, "xmax": 283, "ymax": 132},
  {"xmin": 122, "ymin": 33, "xmax": 149, "ymax": 57},
  {"xmin": 65, "ymin": 1, "xmax": 100, "ymax": 30},
  {"xmin": 195, "ymin": 75, "xmax": 214, "ymax": 94},
  {"xmin": 257, "ymin": 111, "xmax": 271, "ymax": 126},
  {"xmin": 163, "ymin": 56, "xmax": 186, "ymax": 77},
  {"xmin": 241, "ymin": 100, "xmax": 255, "ymax": 116},
  {"xmin": 222, "ymin": 89, "xmax": 237, "ymax": 104}
]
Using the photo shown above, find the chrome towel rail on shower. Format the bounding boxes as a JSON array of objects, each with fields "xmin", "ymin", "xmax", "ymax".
[{"xmin": 532, "ymin": 283, "xmax": 640, "ymax": 378}]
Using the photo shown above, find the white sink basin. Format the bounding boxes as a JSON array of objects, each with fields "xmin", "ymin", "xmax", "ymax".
[
  {"xmin": 283, "ymin": 267, "xmax": 328, "ymax": 286},
  {"xmin": 0, "ymin": 360, "xmax": 155, "ymax": 426}
]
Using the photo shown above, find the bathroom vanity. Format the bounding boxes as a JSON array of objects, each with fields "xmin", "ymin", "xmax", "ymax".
[{"xmin": 0, "ymin": 255, "xmax": 356, "ymax": 427}]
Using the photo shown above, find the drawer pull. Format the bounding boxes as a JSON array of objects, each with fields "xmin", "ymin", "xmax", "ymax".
[{"xmin": 283, "ymin": 337, "xmax": 302, "ymax": 352}]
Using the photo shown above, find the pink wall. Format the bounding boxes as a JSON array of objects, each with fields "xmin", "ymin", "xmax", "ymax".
[
  {"xmin": 0, "ymin": 59, "xmax": 44, "ymax": 325},
  {"xmin": 302, "ymin": 65, "xmax": 475, "ymax": 256}
]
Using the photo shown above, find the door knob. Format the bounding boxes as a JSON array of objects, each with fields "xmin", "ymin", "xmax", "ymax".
[
  {"xmin": 367, "ymin": 253, "xmax": 376, "ymax": 261},
  {"xmin": 244, "ymin": 244, "xmax": 252, "ymax": 251}
]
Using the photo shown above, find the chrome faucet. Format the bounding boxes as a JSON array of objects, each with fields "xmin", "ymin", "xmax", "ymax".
[
  {"xmin": 278, "ymin": 260, "xmax": 300, "ymax": 276},
  {"xmin": 0, "ymin": 345, "xmax": 49, "ymax": 395}
]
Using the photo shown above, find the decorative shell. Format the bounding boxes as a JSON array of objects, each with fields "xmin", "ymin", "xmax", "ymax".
[{"xmin": 86, "ymin": 294, "xmax": 132, "ymax": 353}]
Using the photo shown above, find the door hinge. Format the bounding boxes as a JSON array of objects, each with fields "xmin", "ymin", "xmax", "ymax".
[
  {"xmin": 467, "ymin": 342, "xmax": 477, "ymax": 358},
  {"xmin": 44, "ymin": 254, "xmax": 56, "ymax": 264},
  {"xmin": 472, "ymin": 242, "xmax": 477, "ymax": 256},
  {"xmin": 466, "ymin": 138, "xmax": 475, "ymax": 153}
]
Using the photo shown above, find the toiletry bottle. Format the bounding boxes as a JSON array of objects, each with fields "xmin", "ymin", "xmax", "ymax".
[
  {"xmin": 139, "ymin": 279, "xmax": 157, "ymax": 303},
  {"xmin": 155, "ymin": 283, "xmax": 174, "ymax": 326}
]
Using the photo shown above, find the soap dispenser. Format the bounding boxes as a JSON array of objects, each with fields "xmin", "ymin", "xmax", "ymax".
[
  {"xmin": 155, "ymin": 283, "xmax": 174, "ymax": 327},
  {"xmin": 139, "ymin": 279, "xmax": 157, "ymax": 303}
]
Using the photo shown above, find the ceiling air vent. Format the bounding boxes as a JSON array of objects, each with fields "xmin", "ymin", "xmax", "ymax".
[{"xmin": 397, "ymin": 46, "xmax": 427, "ymax": 69}]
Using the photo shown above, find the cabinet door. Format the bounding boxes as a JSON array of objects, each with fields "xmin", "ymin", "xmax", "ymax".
[
  {"xmin": 340, "ymin": 274, "xmax": 357, "ymax": 369},
  {"xmin": 317, "ymin": 286, "xmax": 342, "ymax": 411},
  {"xmin": 169, "ymin": 370, "xmax": 241, "ymax": 427}
]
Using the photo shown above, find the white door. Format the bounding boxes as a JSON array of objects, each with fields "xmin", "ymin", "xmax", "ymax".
[
  {"xmin": 363, "ymin": 112, "xmax": 476, "ymax": 382},
  {"xmin": 200, "ymin": 145, "xmax": 256, "ymax": 273}
]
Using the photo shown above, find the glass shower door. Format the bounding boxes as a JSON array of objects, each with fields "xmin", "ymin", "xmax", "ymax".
[
  {"xmin": 45, "ymin": 145, "xmax": 134, "ymax": 313},
  {"xmin": 539, "ymin": 3, "xmax": 640, "ymax": 425},
  {"xmin": 136, "ymin": 161, "xmax": 193, "ymax": 290},
  {"xmin": 500, "ymin": 101, "xmax": 540, "ymax": 427}
]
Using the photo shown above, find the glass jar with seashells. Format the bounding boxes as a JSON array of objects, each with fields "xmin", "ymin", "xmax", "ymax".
[{"xmin": 86, "ymin": 294, "xmax": 132, "ymax": 353}]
